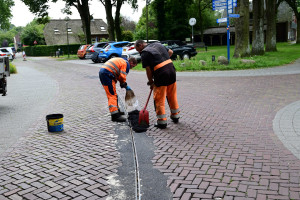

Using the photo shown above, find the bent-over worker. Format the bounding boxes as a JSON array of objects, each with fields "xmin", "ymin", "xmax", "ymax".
[{"xmin": 99, "ymin": 57, "xmax": 137, "ymax": 122}]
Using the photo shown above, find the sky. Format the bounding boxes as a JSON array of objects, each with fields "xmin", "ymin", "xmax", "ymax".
[{"xmin": 11, "ymin": 0, "xmax": 144, "ymax": 27}]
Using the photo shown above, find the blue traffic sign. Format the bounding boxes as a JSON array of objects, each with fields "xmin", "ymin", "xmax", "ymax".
[
  {"xmin": 229, "ymin": 14, "xmax": 240, "ymax": 18},
  {"xmin": 217, "ymin": 18, "xmax": 228, "ymax": 23}
]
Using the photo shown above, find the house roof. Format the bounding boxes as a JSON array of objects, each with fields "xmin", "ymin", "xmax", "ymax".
[{"xmin": 44, "ymin": 19, "xmax": 108, "ymax": 45}]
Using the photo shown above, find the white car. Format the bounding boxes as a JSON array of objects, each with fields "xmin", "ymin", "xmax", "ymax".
[
  {"xmin": 0, "ymin": 48, "xmax": 13, "ymax": 61},
  {"xmin": 121, "ymin": 40, "xmax": 159, "ymax": 63},
  {"xmin": 4, "ymin": 47, "xmax": 16, "ymax": 59}
]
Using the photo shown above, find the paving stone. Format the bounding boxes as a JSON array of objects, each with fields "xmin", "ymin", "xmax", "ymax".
[{"xmin": 1, "ymin": 58, "xmax": 300, "ymax": 199}]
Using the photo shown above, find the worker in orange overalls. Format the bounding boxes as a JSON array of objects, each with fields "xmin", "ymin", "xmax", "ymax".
[
  {"xmin": 99, "ymin": 57, "xmax": 137, "ymax": 122},
  {"xmin": 135, "ymin": 40, "xmax": 180, "ymax": 129}
]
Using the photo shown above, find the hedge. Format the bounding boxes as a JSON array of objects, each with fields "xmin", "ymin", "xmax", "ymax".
[{"xmin": 24, "ymin": 44, "xmax": 81, "ymax": 56}]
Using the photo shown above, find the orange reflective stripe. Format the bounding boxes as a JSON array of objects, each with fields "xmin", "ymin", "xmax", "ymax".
[{"xmin": 154, "ymin": 59, "xmax": 172, "ymax": 71}]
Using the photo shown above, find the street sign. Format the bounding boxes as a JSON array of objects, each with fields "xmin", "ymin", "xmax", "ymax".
[
  {"xmin": 229, "ymin": 14, "xmax": 240, "ymax": 18},
  {"xmin": 189, "ymin": 18, "xmax": 196, "ymax": 26},
  {"xmin": 217, "ymin": 18, "xmax": 228, "ymax": 23},
  {"xmin": 212, "ymin": 0, "xmax": 238, "ymax": 63}
]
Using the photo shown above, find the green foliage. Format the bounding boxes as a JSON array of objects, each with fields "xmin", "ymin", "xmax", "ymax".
[
  {"xmin": 134, "ymin": 5, "xmax": 157, "ymax": 40},
  {"xmin": 135, "ymin": 0, "xmax": 216, "ymax": 41},
  {"xmin": 133, "ymin": 43, "xmax": 300, "ymax": 71},
  {"xmin": 21, "ymin": 19, "xmax": 46, "ymax": 46},
  {"xmin": 24, "ymin": 44, "xmax": 81, "ymax": 56},
  {"xmin": 0, "ymin": 0, "xmax": 14, "ymax": 30},
  {"xmin": 122, "ymin": 30, "xmax": 133, "ymax": 41},
  {"xmin": 9, "ymin": 63, "xmax": 17, "ymax": 74},
  {"xmin": 100, "ymin": 38, "xmax": 109, "ymax": 42},
  {"xmin": 0, "ymin": 30, "xmax": 16, "ymax": 47}
]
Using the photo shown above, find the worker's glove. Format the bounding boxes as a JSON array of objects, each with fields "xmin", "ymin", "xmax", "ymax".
[
  {"xmin": 147, "ymin": 81, "xmax": 154, "ymax": 86},
  {"xmin": 120, "ymin": 82, "xmax": 127, "ymax": 88},
  {"xmin": 126, "ymin": 85, "xmax": 131, "ymax": 91}
]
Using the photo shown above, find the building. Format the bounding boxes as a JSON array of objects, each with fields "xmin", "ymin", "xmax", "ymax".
[
  {"xmin": 201, "ymin": 2, "xmax": 296, "ymax": 46},
  {"xmin": 44, "ymin": 19, "xmax": 109, "ymax": 45}
]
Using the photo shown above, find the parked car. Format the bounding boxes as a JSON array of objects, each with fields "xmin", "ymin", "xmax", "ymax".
[
  {"xmin": 77, "ymin": 44, "xmax": 91, "ymax": 59},
  {"xmin": 98, "ymin": 41, "xmax": 130, "ymax": 62},
  {"xmin": 0, "ymin": 48, "xmax": 13, "ymax": 61},
  {"xmin": 121, "ymin": 40, "xmax": 159, "ymax": 62},
  {"xmin": 86, "ymin": 42, "xmax": 112, "ymax": 62},
  {"xmin": 160, "ymin": 40, "xmax": 197, "ymax": 60}
]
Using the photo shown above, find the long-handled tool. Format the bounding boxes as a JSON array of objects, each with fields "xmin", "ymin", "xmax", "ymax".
[{"xmin": 138, "ymin": 88, "xmax": 153, "ymax": 126}]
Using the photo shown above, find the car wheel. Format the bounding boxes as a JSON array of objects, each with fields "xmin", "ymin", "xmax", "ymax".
[
  {"xmin": 182, "ymin": 53, "xmax": 190, "ymax": 60},
  {"xmin": 109, "ymin": 54, "xmax": 118, "ymax": 59},
  {"xmin": 92, "ymin": 58, "xmax": 99, "ymax": 63}
]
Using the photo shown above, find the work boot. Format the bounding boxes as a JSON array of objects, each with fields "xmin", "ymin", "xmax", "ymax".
[
  {"xmin": 118, "ymin": 109, "xmax": 125, "ymax": 115},
  {"xmin": 170, "ymin": 117, "xmax": 179, "ymax": 124},
  {"xmin": 111, "ymin": 113, "xmax": 126, "ymax": 122},
  {"xmin": 154, "ymin": 123, "xmax": 167, "ymax": 129}
]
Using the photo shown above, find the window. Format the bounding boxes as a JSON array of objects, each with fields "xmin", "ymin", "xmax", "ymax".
[
  {"xmin": 54, "ymin": 28, "xmax": 60, "ymax": 34},
  {"xmin": 100, "ymin": 26, "xmax": 106, "ymax": 31}
]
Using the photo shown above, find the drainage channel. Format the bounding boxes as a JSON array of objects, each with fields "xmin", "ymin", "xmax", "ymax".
[
  {"xmin": 108, "ymin": 98, "xmax": 172, "ymax": 200},
  {"xmin": 128, "ymin": 125, "xmax": 142, "ymax": 200}
]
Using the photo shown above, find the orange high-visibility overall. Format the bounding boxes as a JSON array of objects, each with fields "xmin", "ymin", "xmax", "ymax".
[
  {"xmin": 141, "ymin": 43, "xmax": 180, "ymax": 126},
  {"xmin": 99, "ymin": 58, "xmax": 129, "ymax": 115}
]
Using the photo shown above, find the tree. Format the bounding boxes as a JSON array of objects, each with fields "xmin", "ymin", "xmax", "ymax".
[
  {"xmin": 265, "ymin": 0, "xmax": 280, "ymax": 52},
  {"xmin": 153, "ymin": 0, "xmax": 166, "ymax": 40},
  {"xmin": 21, "ymin": 0, "xmax": 92, "ymax": 44},
  {"xmin": 0, "ymin": 26, "xmax": 19, "ymax": 47},
  {"xmin": 165, "ymin": 0, "xmax": 193, "ymax": 40},
  {"xmin": 63, "ymin": 0, "xmax": 92, "ymax": 44},
  {"xmin": 251, "ymin": 0, "xmax": 264, "ymax": 55},
  {"xmin": 21, "ymin": 19, "xmax": 46, "ymax": 46},
  {"xmin": 134, "ymin": 4, "xmax": 157, "ymax": 40},
  {"xmin": 188, "ymin": 0, "xmax": 213, "ymax": 42},
  {"xmin": 284, "ymin": 0, "xmax": 300, "ymax": 43},
  {"xmin": 100, "ymin": 0, "xmax": 137, "ymax": 41},
  {"xmin": 234, "ymin": 0, "xmax": 250, "ymax": 57},
  {"xmin": 100, "ymin": 0, "xmax": 115, "ymax": 41},
  {"xmin": 0, "ymin": 0, "xmax": 14, "ymax": 30},
  {"xmin": 121, "ymin": 16, "xmax": 136, "ymax": 32}
]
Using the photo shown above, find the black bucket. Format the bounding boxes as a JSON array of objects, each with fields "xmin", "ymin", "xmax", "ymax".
[{"xmin": 46, "ymin": 114, "xmax": 64, "ymax": 132}]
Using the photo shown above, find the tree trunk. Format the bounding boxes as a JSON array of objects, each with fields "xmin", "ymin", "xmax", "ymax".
[
  {"xmin": 251, "ymin": 0, "xmax": 264, "ymax": 55},
  {"xmin": 76, "ymin": 0, "xmax": 92, "ymax": 44},
  {"xmin": 198, "ymin": 0, "xmax": 204, "ymax": 42},
  {"xmin": 104, "ymin": 0, "xmax": 115, "ymax": 41},
  {"xmin": 265, "ymin": 0, "xmax": 277, "ymax": 52},
  {"xmin": 115, "ymin": 0, "xmax": 123, "ymax": 41},
  {"xmin": 234, "ymin": 0, "xmax": 250, "ymax": 58},
  {"xmin": 154, "ymin": 0, "xmax": 165, "ymax": 40}
]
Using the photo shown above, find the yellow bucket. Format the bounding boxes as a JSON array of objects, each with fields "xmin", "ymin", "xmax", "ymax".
[{"xmin": 46, "ymin": 114, "xmax": 64, "ymax": 132}]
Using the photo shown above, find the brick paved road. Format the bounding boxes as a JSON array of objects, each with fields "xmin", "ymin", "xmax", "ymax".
[{"xmin": 0, "ymin": 57, "xmax": 299, "ymax": 199}]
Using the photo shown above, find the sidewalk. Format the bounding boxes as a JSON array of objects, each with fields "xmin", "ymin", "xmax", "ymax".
[{"xmin": 0, "ymin": 57, "xmax": 299, "ymax": 199}]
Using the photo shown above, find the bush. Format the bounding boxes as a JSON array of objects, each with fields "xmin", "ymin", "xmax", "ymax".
[
  {"xmin": 122, "ymin": 30, "xmax": 133, "ymax": 42},
  {"xmin": 10, "ymin": 63, "xmax": 17, "ymax": 74},
  {"xmin": 23, "ymin": 44, "xmax": 81, "ymax": 56}
]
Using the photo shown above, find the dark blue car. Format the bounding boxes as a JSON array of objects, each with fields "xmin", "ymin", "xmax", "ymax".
[{"xmin": 98, "ymin": 41, "xmax": 129, "ymax": 62}]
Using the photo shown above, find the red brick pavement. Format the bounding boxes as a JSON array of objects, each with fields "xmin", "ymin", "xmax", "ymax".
[
  {"xmin": 127, "ymin": 73, "xmax": 300, "ymax": 200},
  {"xmin": 1, "ymin": 58, "xmax": 300, "ymax": 199}
]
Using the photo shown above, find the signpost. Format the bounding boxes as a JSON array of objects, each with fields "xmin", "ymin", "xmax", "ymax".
[
  {"xmin": 189, "ymin": 18, "xmax": 196, "ymax": 45},
  {"xmin": 213, "ymin": 0, "xmax": 238, "ymax": 63}
]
